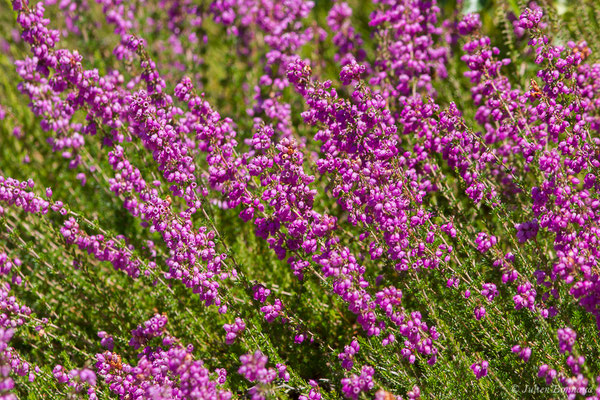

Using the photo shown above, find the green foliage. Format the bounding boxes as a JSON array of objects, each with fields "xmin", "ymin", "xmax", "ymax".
[{"xmin": 0, "ymin": 0, "xmax": 599, "ymax": 399}]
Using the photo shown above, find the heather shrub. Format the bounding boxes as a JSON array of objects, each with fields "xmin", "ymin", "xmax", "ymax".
[{"xmin": 1, "ymin": 0, "xmax": 600, "ymax": 399}]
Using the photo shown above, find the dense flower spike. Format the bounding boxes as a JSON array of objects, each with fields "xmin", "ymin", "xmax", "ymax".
[
  {"xmin": 211, "ymin": 0, "xmax": 317, "ymax": 139},
  {"xmin": 129, "ymin": 313, "xmax": 168, "ymax": 349},
  {"xmin": 557, "ymin": 327, "xmax": 577, "ymax": 354},
  {"xmin": 96, "ymin": 316, "xmax": 233, "ymax": 400},
  {"xmin": 369, "ymin": 0, "xmax": 448, "ymax": 99},
  {"xmin": 340, "ymin": 365, "xmax": 375, "ymax": 399},
  {"xmin": 327, "ymin": 2, "xmax": 367, "ymax": 67},
  {"xmin": 238, "ymin": 351, "xmax": 280, "ymax": 400},
  {"xmin": 338, "ymin": 339, "xmax": 359, "ymax": 370},
  {"xmin": 0, "ymin": 329, "xmax": 17, "ymax": 400},
  {"xmin": 223, "ymin": 317, "xmax": 246, "ymax": 344}
]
